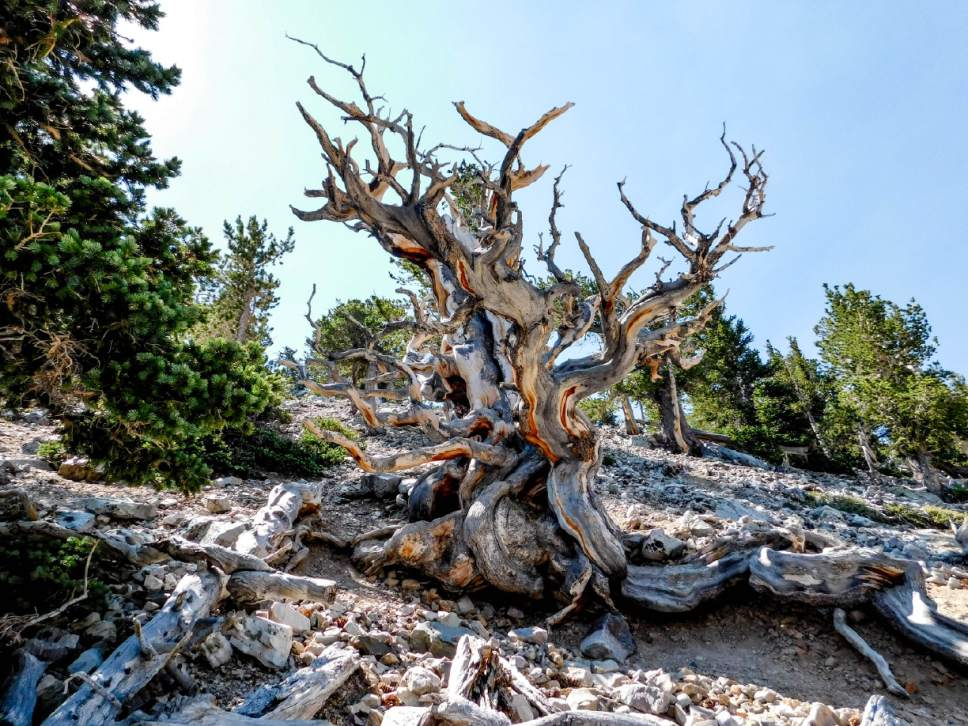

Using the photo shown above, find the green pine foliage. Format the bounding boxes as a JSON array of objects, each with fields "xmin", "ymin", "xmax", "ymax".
[
  {"xmin": 194, "ymin": 216, "xmax": 295, "ymax": 347},
  {"xmin": 0, "ymin": 1, "xmax": 281, "ymax": 491},
  {"xmin": 0, "ymin": 536, "xmax": 107, "ymax": 615},
  {"xmin": 578, "ymin": 395, "xmax": 618, "ymax": 426},
  {"xmin": 309, "ymin": 296, "xmax": 408, "ymax": 384},
  {"xmin": 816, "ymin": 284, "xmax": 968, "ymax": 481}
]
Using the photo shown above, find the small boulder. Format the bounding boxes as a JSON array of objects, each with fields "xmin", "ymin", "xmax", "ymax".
[
  {"xmin": 229, "ymin": 615, "xmax": 293, "ymax": 669},
  {"xmin": 67, "ymin": 645, "xmax": 106, "ymax": 675},
  {"xmin": 202, "ymin": 494, "xmax": 233, "ymax": 514},
  {"xmin": 409, "ymin": 621, "xmax": 474, "ymax": 658},
  {"xmin": 508, "ymin": 626, "xmax": 548, "ymax": 645},
  {"xmin": 199, "ymin": 631, "xmax": 233, "ymax": 668},
  {"xmin": 403, "ymin": 665, "xmax": 441, "ymax": 695},
  {"xmin": 566, "ymin": 687, "xmax": 599, "ymax": 711},
  {"xmin": 26, "ymin": 628, "xmax": 80, "ymax": 662},
  {"xmin": 382, "ymin": 707, "xmax": 430, "ymax": 726},
  {"xmin": 268, "ymin": 602, "xmax": 310, "ymax": 634},
  {"xmin": 54, "ymin": 510, "xmax": 95, "ymax": 533},
  {"xmin": 58, "ymin": 457, "xmax": 100, "ymax": 482},
  {"xmin": 803, "ymin": 702, "xmax": 838, "ymax": 726},
  {"xmin": 579, "ymin": 613, "xmax": 636, "ymax": 663},
  {"xmin": 84, "ymin": 620, "xmax": 117, "ymax": 642},
  {"xmin": 361, "ymin": 473, "xmax": 402, "ymax": 499},
  {"xmin": 616, "ymin": 682, "xmax": 672, "ymax": 715},
  {"xmin": 640, "ymin": 528, "xmax": 686, "ymax": 562}
]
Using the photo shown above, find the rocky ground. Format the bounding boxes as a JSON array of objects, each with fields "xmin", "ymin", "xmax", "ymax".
[{"xmin": 1, "ymin": 397, "xmax": 967, "ymax": 725}]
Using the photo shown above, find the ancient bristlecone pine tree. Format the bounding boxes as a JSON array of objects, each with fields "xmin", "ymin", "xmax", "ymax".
[{"xmin": 290, "ymin": 41, "xmax": 770, "ymax": 613}]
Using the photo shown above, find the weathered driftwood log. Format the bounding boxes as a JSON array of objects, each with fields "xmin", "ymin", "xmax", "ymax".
[
  {"xmin": 234, "ymin": 645, "xmax": 358, "ymax": 720},
  {"xmin": 622, "ymin": 551, "xmax": 752, "ymax": 612},
  {"xmin": 234, "ymin": 481, "xmax": 320, "ymax": 558},
  {"xmin": 0, "ymin": 650, "xmax": 46, "ymax": 726},
  {"xmin": 156, "ymin": 536, "xmax": 272, "ymax": 574},
  {"xmin": 42, "ymin": 571, "xmax": 222, "ymax": 726},
  {"xmin": 226, "ymin": 570, "xmax": 337, "ymax": 605},
  {"xmin": 751, "ymin": 547, "xmax": 968, "ymax": 666},
  {"xmin": 872, "ymin": 567, "xmax": 968, "ymax": 666}
]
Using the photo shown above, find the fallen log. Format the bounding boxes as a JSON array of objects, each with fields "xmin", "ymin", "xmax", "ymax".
[
  {"xmin": 41, "ymin": 571, "xmax": 222, "ymax": 726},
  {"xmin": 0, "ymin": 650, "xmax": 46, "ymax": 726},
  {"xmin": 132, "ymin": 695, "xmax": 330, "ymax": 725},
  {"xmin": 622, "ymin": 550, "xmax": 752, "ymax": 612},
  {"xmin": 156, "ymin": 536, "xmax": 271, "ymax": 574},
  {"xmin": 226, "ymin": 570, "xmax": 337, "ymax": 605},
  {"xmin": 234, "ymin": 481, "xmax": 320, "ymax": 558},
  {"xmin": 751, "ymin": 547, "xmax": 968, "ymax": 666},
  {"xmin": 234, "ymin": 644, "xmax": 358, "ymax": 719}
]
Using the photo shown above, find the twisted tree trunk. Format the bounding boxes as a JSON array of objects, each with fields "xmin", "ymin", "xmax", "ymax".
[
  {"xmin": 654, "ymin": 362, "xmax": 703, "ymax": 456},
  {"xmin": 289, "ymin": 37, "xmax": 770, "ymax": 608}
]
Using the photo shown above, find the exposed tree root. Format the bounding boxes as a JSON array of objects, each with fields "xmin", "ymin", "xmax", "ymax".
[{"xmin": 833, "ymin": 608, "xmax": 908, "ymax": 698}]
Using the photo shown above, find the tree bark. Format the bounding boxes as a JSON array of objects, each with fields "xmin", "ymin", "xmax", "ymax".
[
  {"xmin": 907, "ymin": 449, "xmax": 943, "ymax": 493},
  {"xmin": 619, "ymin": 395, "xmax": 640, "ymax": 435},
  {"xmin": 857, "ymin": 427, "xmax": 880, "ymax": 476},
  {"xmin": 42, "ymin": 571, "xmax": 222, "ymax": 726},
  {"xmin": 654, "ymin": 363, "xmax": 702, "ymax": 456},
  {"xmin": 0, "ymin": 650, "xmax": 46, "ymax": 726},
  {"xmin": 287, "ymin": 49, "xmax": 771, "ymax": 610}
]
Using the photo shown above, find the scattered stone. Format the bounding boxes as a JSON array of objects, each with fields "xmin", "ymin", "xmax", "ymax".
[
  {"xmin": 214, "ymin": 475, "xmax": 243, "ymax": 487},
  {"xmin": 269, "ymin": 602, "xmax": 311, "ymax": 634},
  {"xmin": 566, "ymin": 687, "xmax": 599, "ymax": 711},
  {"xmin": 353, "ymin": 633, "xmax": 393, "ymax": 657},
  {"xmin": 580, "ymin": 613, "xmax": 636, "ymax": 663},
  {"xmin": 26, "ymin": 629, "xmax": 79, "ymax": 662},
  {"xmin": 409, "ymin": 621, "xmax": 474, "ymax": 658},
  {"xmin": 67, "ymin": 645, "xmax": 105, "ymax": 674},
  {"xmin": 803, "ymin": 702, "xmax": 838, "ymax": 726},
  {"xmin": 199, "ymin": 632, "xmax": 233, "ymax": 669},
  {"xmin": 456, "ymin": 596, "xmax": 476, "ymax": 615},
  {"xmin": 616, "ymin": 682, "xmax": 672, "ymax": 715},
  {"xmin": 58, "ymin": 457, "xmax": 100, "ymax": 482},
  {"xmin": 84, "ymin": 620, "xmax": 117, "ymax": 642},
  {"xmin": 403, "ymin": 666, "xmax": 441, "ymax": 695},
  {"xmin": 509, "ymin": 626, "xmax": 548, "ymax": 645},
  {"xmin": 382, "ymin": 706, "xmax": 429, "ymax": 726},
  {"xmin": 36, "ymin": 674, "xmax": 65, "ymax": 714},
  {"xmin": 54, "ymin": 510, "xmax": 95, "ymax": 533},
  {"xmin": 202, "ymin": 494, "xmax": 233, "ymax": 514},
  {"xmin": 362, "ymin": 473, "xmax": 402, "ymax": 499},
  {"xmin": 640, "ymin": 528, "xmax": 686, "ymax": 562},
  {"xmin": 229, "ymin": 615, "xmax": 293, "ymax": 668},
  {"xmin": 143, "ymin": 574, "xmax": 164, "ymax": 592}
]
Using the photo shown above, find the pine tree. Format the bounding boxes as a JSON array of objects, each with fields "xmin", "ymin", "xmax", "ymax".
[
  {"xmin": 196, "ymin": 215, "xmax": 295, "ymax": 347},
  {"xmin": 0, "ymin": 1, "xmax": 280, "ymax": 490},
  {"xmin": 308, "ymin": 296, "xmax": 408, "ymax": 386},
  {"xmin": 816, "ymin": 284, "xmax": 968, "ymax": 489}
]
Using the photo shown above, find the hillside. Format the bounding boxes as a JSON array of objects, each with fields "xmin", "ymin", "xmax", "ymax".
[{"xmin": 2, "ymin": 397, "xmax": 967, "ymax": 725}]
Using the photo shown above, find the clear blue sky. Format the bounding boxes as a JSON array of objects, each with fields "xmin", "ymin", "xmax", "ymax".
[{"xmin": 126, "ymin": 1, "xmax": 968, "ymax": 371}]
